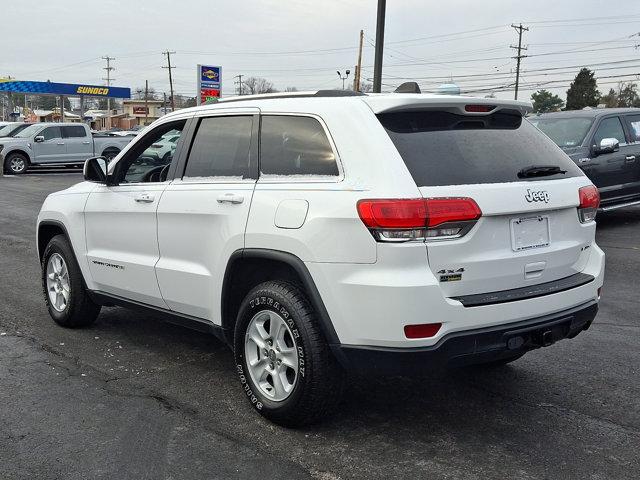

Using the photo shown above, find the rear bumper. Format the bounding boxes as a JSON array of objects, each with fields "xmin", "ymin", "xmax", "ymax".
[{"xmin": 332, "ymin": 300, "xmax": 598, "ymax": 375}]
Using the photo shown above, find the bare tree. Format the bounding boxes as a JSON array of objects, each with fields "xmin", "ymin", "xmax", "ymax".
[
  {"xmin": 359, "ymin": 82, "xmax": 373, "ymax": 93},
  {"xmin": 284, "ymin": 86, "xmax": 299, "ymax": 92},
  {"xmin": 133, "ymin": 86, "xmax": 158, "ymax": 100},
  {"xmin": 243, "ymin": 77, "xmax": 277, "ymax": 95}
]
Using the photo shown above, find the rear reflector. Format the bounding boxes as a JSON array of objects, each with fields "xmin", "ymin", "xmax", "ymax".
[
  {"xmin": 578, "ymin": 185, "xmax": 600, "ymax": 223},
  {"xmin": 404, "ymin": 323, "xmax": 442, "ymax": 339},
  {"xmin": 465, "ymin": 104, "xmax": 495, "ymax": 113}
]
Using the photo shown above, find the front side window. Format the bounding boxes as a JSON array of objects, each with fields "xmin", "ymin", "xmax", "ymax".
[
  {"xmin": 42, "ymin": 126, "xmax": 62, "ymax": 141},
  {"xmin": 260, "ymin": 115, "xmax": 339, "ymax": 177},
  {"xmin": 183, "ymin": 116, "xmax": 253, "ymax": 180},
  {"xmin": 593, "ymin": 117, "xmax": 626, "ymax": 146},
  {"xmin": 116, "ymin": 120, "xmax": 186, "ymax": 184},
  {"xmin": 62, "ymin": 126, "xmax": 87, "ymax": 138}
]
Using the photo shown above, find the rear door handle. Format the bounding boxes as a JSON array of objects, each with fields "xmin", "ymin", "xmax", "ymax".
[
  {"xmin": 82, "ymin": 141, "xmax": 91, "ymax": 145},
  {"xmin": 625, "ymin": 155, "xmax": 636, "ymax": 162},
  {"xmin": 134, "ymin": 193, "xmax": 155, "ymax": 203},
  {"xmin": 217, "ymin": 193, "xmax": 244, "ymax": 204},
  {"xmin": 56, "ymin": 142, "xmax": 65, "ymax": 145}
]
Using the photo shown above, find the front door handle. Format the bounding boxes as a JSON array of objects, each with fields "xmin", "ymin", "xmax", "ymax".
[
  {"xmin": 625, "ymin": 155, "xmax": 636, "ymax": 162},
  {"xmin": 134, "ymin": 193, "xmax": 155, "ymax": 203},
  {"xmin": 56, "ymin": 142, "xmax": 65, "ymax": 145},
  {"xmin": 217, "ymin": 193, "xmax": 244, "ymax": 204}
]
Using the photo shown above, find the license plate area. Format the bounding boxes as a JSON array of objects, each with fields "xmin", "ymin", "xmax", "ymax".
[{"xmin": 510, "ymin": 216, "xmax": 550, "ymax": 251}]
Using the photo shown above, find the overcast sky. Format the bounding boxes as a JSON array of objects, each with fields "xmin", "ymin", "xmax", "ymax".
[{"xmin": 2, "ymin": 0, "xmax": 640, "ymax": 101}]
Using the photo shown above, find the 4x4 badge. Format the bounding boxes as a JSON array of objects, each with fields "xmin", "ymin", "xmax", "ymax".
[{"xmin": 524, "ymin": 189, "xmax": 550, "ymax": 203}]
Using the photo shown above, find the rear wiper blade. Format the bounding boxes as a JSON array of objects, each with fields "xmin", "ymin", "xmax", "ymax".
[{"xmin": 517, "ymin": 165, "xmax": 567, "ymax": 178}]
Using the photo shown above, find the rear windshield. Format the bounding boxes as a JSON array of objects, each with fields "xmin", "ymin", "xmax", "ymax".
[
  {"xmin": 529, "ymin": 116, "xmax": 594, "ymax": 148},
  {"xmin": 378, "ymin": 110, "xmax": 582, "ymax": 186}
]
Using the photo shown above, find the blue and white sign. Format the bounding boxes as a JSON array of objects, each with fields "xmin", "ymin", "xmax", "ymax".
[{"xmin": 197, "ymin": 65, "xmax": 222, "ymax": 104}]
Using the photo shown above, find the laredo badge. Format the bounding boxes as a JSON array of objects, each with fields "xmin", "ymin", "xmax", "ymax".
[{"xmin": 438, "ymin": 268, "xmax": 464, "ymax": 282}]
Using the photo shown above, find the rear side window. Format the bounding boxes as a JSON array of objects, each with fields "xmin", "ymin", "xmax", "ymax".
[
  {"xmin": 624, "ymin": 115, "xmax": 640, "ymax": 143},
  {"xmin": 260, "ymin": 115, "xmax": 338, "ymax": 177},
  {"xmin": 62, "ymin": 126, "xmax": 87, "ymax": 138},
  {"xmin": 593, "ymin": 117, "xmax": 626, "ymax": 146},
  {"xmin": 183, "ymin": 116, "xmax": 253, "ymax": 180},
  {"xmin": 378, "ymin": 110, "xmax": 582, "ymax": 186}
]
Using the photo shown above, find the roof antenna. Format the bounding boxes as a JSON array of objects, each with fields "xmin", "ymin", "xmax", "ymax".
[{"xmin": 394, "ymin": 82, "xmax": 421, "ymax": 94}]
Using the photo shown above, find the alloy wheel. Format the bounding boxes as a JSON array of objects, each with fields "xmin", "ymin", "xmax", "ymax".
[
  {"xmin": 244, "ymin": 310, "xmax": 299, "ymax": 402},
  {"xmin": 9, "ymin": 157, "xmax": 26, "ymax": 174},
  {"xmin": 46, "ymin": 253, "xmax": 70, "ymax": 312}
]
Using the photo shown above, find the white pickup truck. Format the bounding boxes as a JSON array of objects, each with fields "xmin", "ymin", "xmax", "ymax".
[{"xmin": 0, "ymin": 122, "xmax": 133, "ymax": 174}]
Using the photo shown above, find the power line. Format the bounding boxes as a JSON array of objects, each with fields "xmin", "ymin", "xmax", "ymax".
[{"xmin": 161, "ymin": 51, "xmax": 176, "ymax": 111}]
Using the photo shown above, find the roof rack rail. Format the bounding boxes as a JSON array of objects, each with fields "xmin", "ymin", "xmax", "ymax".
[
  {"xmin": 215, "ymin": 90, "xmax": 366, "ymax": 104},
  {"xmin": 314, "ymin": 90, "xmax": 366, "ymax": 97}
]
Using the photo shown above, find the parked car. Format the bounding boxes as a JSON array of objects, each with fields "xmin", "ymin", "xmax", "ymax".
[
  {"xmin": 530, "ymin": 108, "xmax": 640, "ymax": 210},
  {"xmin": 0, "ymin": 122, "xmax": 133, "ymax": 174},
  {"xmin": 0, "ymin": 122, "xmax": 33, "ymax": 138},
  {"xmin": 143, "ymin": 132, "xmax": 180, "ymax": 162},
  {"xmin": 36, "ymin": 90, "xmax": 604, "ymax": 426}
]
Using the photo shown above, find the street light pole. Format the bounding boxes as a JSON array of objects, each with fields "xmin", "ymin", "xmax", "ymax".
[
  {"xmin": 373, "ymin": 0, "xmax": 386, "ymax": 93},
  {"xmin": 337, "ymin": 70, "xmax": 351, "ymax": 90}
]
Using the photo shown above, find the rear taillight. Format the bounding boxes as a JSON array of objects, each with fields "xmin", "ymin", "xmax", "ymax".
[
  {"xmin": 357, "ymin": 197, "xmax": 481, "ymax": 242},
  {"xmin": 578, "ymin": 185, "xmax": 599, "ymax": 223}
]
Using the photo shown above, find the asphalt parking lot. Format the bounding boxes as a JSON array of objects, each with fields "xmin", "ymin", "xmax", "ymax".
[{"xmin": 0, "ymin": 171, "xmax": 639, "ymax": 480}]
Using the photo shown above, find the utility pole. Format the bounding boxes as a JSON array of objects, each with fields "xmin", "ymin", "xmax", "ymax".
[
  {"xmin": 373, "ymin": 0, "xmax": 386, "ymax": 93},
  {"xmin": 354, "ymin": 29, "xmax": 364, "ymax": 92},
  {"xmin": 162, "ymin": 51, "xmax": 176, "ymax": 111},
  {"xmin": 102, "ymin": 55, "xmax": 115, "ymax": 113},
  {"xmin": 144, "ymin": 80, "xmax": 149, "ymax": 125},
  {"xmin": 234, "ymin": 74, "xmax": 244, "ymax": 95},
  {"xmin": 510, "ymin": 23, "xmax": 529, "ymax": 100}
]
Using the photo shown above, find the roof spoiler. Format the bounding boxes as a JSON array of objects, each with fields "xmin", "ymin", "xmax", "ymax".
[{"xmin": 394, "ymin": 82, "xmax": 421, "ymax": 94}]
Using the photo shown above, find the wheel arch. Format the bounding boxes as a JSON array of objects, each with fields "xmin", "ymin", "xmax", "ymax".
[
  {"xmin": 221, "ymin": 248, "xmax": 340, "ymax": 347},
  {"xmin": 37, "ymin": 220, "xmax": 71, "ymax": 262},
  {"xmin": 101, "ymin": 146, "xmax": 121, "ymax": 157},
  {"xmin": 4, "ymin": 148, "xmax": 32, "ymax": 163}
]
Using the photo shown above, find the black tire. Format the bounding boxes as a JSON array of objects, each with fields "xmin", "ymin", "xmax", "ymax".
[
  {"xmin": 41, "ymin": 234, "xmax": 101, "ymax": 328},
  {"xmin": 102, "ymin": 149, "xmax": 120, "ymax": 162},
  {"xmin": 234, "ymin": 281, "xmax": 344, "ymax": 427},
  {"xmin": 3, "ymin": 152, "xmax": 29, "ymax": 174}
]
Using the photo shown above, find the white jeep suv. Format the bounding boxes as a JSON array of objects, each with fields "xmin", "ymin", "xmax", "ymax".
[{"xmin": 37, "ymin": 90, "xmax": 604, "ymax": 426}]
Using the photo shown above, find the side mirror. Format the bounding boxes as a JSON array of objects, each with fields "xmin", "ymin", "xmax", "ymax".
[
  {"xmin": 594, "ymin": 137, "xmax": 619, "ymax": 155},
  {"xmin": 34, "ymin": 135, "xmax": 45, "ymax": 143},
  {"xmin": 83, "ymin": 156, "xmax": 108, "ymax": 183}
]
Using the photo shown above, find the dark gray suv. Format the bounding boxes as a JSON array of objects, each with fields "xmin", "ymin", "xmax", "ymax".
[{"xmin": 531, "ymin": 108, "xmax": 640, "ymax": 210}]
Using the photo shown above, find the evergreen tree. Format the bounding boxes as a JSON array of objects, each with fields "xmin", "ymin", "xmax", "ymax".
[
  {"xmin": 531, "ymin": 89, "xmax": 564, "ymax": 113},
  {"xmin": 565, "ymin": 68, "xmax": 600, "ymax": 110}
]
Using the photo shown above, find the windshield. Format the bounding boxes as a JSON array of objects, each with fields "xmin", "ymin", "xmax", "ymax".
[
  {"xmin": 15, "ymin": 124, "xmax": 44, "ymax": 138},
  {"xmin": 0, "ymin": 124, "xmax": 15, "ymax": 136},
  {"xmin": 529, "ymin": 117, "xmax": 593, "ymax": 148}
]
